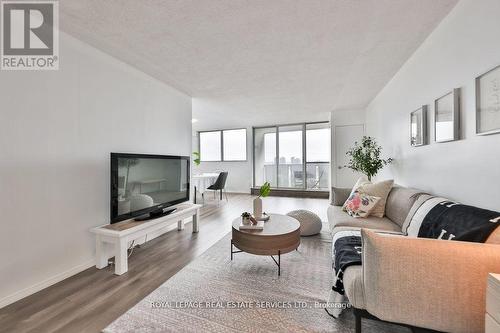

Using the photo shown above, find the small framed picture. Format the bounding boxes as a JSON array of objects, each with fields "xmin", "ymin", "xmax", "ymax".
[
  {"xmin": 410, "ymin": 105, "xmax": 427, "ymax": 147},
  {"xmin": 434, "ymin": 88, "xmax": 460, "ymax": 143},
  {"xmin": 476, "ymin": 64, "xmax": 500, "ymax": 135}
]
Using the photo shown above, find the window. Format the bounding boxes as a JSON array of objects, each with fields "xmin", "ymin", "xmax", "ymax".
[
  {"xmin": 305, "ymin": 123, "xmax": 330, "ymax": 189},
  {"xmin": 254, "ymin": 127, "xmax": 277, "ymax": 186},
  {"xmin": 306, "ymin": 124, "xmax": 330, "ymax": 162},
  {"xmin": 199, "ymin": 129, "xmax": 247, "ymax": 162},
  {"xmin": 253, "ymin": 122, "xmax": 330, "ymax": 190},
  {"xmin": 223, "ymin": 129, "xmax": 247, "ymax": 161},
  {"xmin": 199, "ymin": 131, "xmax": 221, "ymax": 161},
  {"xmin": 278, "ymin": 125, "xmax": 303, "ymax": 188}
]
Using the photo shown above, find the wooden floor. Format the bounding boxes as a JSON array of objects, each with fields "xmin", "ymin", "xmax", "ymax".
[{"xmin": 0, "ymin": 194, "xmax": 329, "ymax": 333}]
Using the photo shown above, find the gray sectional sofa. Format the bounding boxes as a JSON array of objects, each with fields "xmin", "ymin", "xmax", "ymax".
[{"xmin": 327, "ymin": 185, "xmax": 500, "ymax": 333}]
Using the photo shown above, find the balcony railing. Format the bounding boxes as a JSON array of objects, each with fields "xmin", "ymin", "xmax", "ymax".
[{"xmin": 261, "ymin": 162, "xmax": 328, "ymax": 190}]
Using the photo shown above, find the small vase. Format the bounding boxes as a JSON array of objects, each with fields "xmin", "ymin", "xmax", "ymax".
[{"xmin": 253, "ymin": 197, "xmax": 262, "ymax": 219}]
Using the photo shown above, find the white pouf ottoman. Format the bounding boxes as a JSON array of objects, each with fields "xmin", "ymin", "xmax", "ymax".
[{"xmin": 286, "ymin": 210, "xmax": 322, "ymax": 236}]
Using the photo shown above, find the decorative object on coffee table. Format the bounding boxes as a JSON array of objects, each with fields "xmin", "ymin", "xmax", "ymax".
[
  {"xmin": 253, "ymin": 182, "xmax": 271, "ymax": 219},
  {"xmin": 231, "ymin": 214, "xmax": 300, "ymax": 276},
  {"xmin": 258, "ymin": 212, "xmax": 270, "ymax": 222},
  {"xmin": 286, "ymin": 210, "xmax": 322, "ymax": 236},
  {"xmin": 241, "ymin": 212, "xmax": 251, "ymax": 225},
  {"xmin": 345, "ymin": 136, "xmax": 392, "ymax": 181},
  {"xmin": 239, "ymin": 220, "xmax": 264, "ymax": 231}
]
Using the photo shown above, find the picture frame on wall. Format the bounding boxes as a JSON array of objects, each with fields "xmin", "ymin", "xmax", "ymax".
[
  {"xmin": 476, "ymin": 64, "xmax": 500, "ymax": 135},
  {"xmin": 434, "ymin": 88, "xmax": 460, "ymax": 143},
  {"xmin": 410, "ymin": 105, "xmax": 427, "ymax": 147}
]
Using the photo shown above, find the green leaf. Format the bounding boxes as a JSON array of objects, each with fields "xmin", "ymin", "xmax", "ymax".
[
  {"xmin": 192, "ymin": 152, "xmax": 201, "ymax": 166},
  {"xmin": 259, "ymin": 182, "xmax": 271, "ymax": 197},
  {"xmin": 344, "ymin": 136, "xmax": 392, "ymax": 180}
]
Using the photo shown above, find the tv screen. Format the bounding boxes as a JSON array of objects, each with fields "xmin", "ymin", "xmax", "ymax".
[{"xmin": 110, "ymin": 153, "xmax": 190, "ymax": 223}]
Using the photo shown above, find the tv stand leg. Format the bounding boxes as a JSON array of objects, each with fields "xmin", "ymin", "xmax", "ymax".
[
  {"xmin": 114, "ymin": 238, "xmax": 128, "ymax": 275},
  {"xmin": 177, "ymin": 220, "xmax": 185, "ymax": 230},
  {"xmin": 192, "ymin": 209, "xmax": 200, "ymax": 233},
  {"xmin": 95, "ymin": 235, "xmax": 108, "ymax": 269}
]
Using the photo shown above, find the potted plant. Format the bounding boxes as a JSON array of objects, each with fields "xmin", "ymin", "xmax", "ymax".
[
  {"xmin": 253, "ymin": 182, "xmax": 271, "ymax": 219},
  {"xmin": 345, "ymin": 136, "xmax": 392, "ymax": 181},
  {"xmin": 241, "ymin": 212, "xmax": 252, "ymax": 225},
  {"xmin": 192, "ymin": 152, "xmax": 201, "ymax": 166}
]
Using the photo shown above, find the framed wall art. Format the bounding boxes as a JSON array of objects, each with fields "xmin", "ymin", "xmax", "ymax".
[
  {"xmin": 476, "ymin": 64, "xmax": 500, "ymax": 135},
  {"xmin": 410, "ymin": 105, "xmax": 427, "ymax": 147},
  {"xmin": 434, "ymin": 88, "xmax": 460, "ymax": 143}
]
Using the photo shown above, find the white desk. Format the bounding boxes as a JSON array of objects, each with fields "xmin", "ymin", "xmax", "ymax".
[
  {"xmin": 131, "ymin": 178, "xmax": 168, "ymax": 193},
  {"xmin": 192, "ymin": 173, "xmax": 219, "ymax": 203},
  {"xmin": 91, "ymin": 203, "xmax": 201, "ymax": 275}
]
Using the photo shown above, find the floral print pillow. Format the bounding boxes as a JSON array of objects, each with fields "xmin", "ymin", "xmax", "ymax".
[{"xmin": 342, "ymin": 191, "xmax": 381, "ymax": 218}]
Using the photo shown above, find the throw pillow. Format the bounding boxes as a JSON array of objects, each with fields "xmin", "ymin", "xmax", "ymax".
[
  {"xmin": 356, "ymin": 179, "xmax": 394, "ymax": 218},
  {"xmin": 342, "ymin": 177, "xmax": 370, "ymax": 207},
  {"xmin": 348, "ymin": 177, "xmax": 370, "ymax": 196},
  {"xmin": 343, "ymin": 191, "xmax": 381, "ymax": 218}
]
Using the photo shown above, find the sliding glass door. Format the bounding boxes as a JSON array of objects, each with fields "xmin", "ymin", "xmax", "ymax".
[
  {"xmin": 305, "ymin": 122, "xmax": 330, "ymax": 189},
  {"xmin": 253, "ymin": 122, "xmax": 329, "ymax": 190},
  {"xmin": 278, "ymin": 124, "xmax": 304, "ymax": 188},
  {"xmin": 254, "ymin": 127, "xmax": 277, "ymax": 187}
]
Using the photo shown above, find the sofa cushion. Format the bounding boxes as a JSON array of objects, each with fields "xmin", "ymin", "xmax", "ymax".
[
  {"xmin": 327, "ymin": 205, "xmax": 401, "ymax": 234},
  {"xmin": 331, "ymin": 187, "xmax": 351, "ymax": 206},
  {"xmin": 385, "ymin": 185, "xmax": 425, "ymax": 227},
  {"xmin": 343, "ymin": 265, "xmax": 365, "ymax": 310}
]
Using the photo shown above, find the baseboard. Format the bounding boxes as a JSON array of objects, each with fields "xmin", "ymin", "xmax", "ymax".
[{"xmin": 0, "ymin": 258, "xmax": 95, "ymax": 309}]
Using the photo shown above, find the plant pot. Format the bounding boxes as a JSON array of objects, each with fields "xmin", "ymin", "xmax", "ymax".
[{"xmin": 253, "ymin": 197, "xmax": 262, "ymax": 219}]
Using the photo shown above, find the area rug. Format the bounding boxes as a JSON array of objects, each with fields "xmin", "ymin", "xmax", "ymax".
[{"xmin": 104, "ymin": 228, "xmax": 406, "ymax": 332}]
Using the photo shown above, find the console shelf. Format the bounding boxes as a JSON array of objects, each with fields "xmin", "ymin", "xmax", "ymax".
[{"xmin": 90, "ymin": 203, "xmax": 201, "ymax": 275}]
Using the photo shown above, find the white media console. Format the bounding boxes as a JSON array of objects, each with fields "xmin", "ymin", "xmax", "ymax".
[{"xmin": 91, "ymin": 203, "xmax": 201, "ymax": 275}]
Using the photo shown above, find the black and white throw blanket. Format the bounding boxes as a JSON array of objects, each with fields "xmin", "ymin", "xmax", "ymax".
[
  {"xmin": 331, "ymin": 231, "xmax": 362, "ymax": 295},
  {"xmin": 405, "ymin": 196, "xmax": 500, "ymax": 242}
]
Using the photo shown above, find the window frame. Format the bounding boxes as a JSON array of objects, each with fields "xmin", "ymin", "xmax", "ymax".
[{"xmin": 198, "ymin": 128, "xmax": 248, "ymax": 162}]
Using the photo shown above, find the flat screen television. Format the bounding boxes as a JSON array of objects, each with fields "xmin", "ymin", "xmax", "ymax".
[{"xmin": 110, "ymin": 153, "xmax": 190, "ymax": 223}]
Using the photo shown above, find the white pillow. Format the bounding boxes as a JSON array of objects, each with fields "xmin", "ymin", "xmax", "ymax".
[
  {"xmin": 356, "ymin": 179, "xmax": 394, "ymax": 218},
  {"xmin": 344, "ymin": 177, "xmax": 370, "ymax": 202}
]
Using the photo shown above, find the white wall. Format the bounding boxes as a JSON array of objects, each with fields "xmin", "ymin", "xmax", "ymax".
[
  {"xmin": 0, "ymin": 32, "xmax": 192, "ymax": 307},
  {"xmin": 366, "ymin": 0, "xmax": 500, "ymax": 211}
]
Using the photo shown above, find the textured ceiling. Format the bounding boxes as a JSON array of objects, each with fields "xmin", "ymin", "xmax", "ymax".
[{"xmin": 59, "ymin": 0, "xmax": 457, "ymax": 128}]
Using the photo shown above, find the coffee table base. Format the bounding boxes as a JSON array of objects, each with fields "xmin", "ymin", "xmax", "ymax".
[{"xmin": 230, "ymin": 240, "xmax": 283, "ymax": 276}]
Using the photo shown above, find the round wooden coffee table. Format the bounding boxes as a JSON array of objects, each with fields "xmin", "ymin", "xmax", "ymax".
[{"xmin": 231, "ymin": 214, "xmax": 300, "ymax": 276}]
